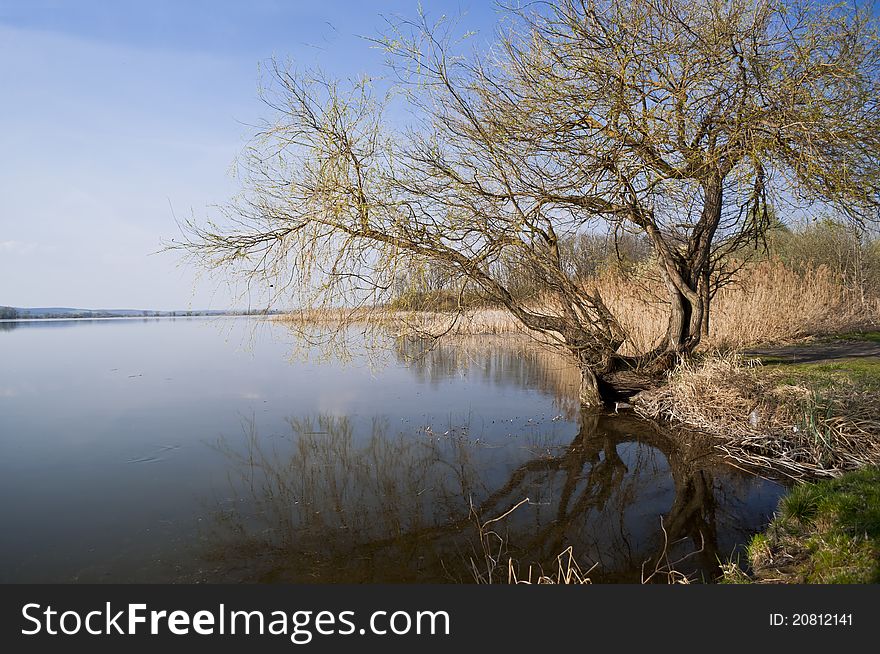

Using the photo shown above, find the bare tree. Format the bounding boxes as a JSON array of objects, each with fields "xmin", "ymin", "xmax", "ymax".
[
  {"xmin": 173, "ymin": 0, "xmax": 880, "ymax": 405},
  {"xmin": 488, "ymin": 0, "xmax": 880, "ymax": 357}
]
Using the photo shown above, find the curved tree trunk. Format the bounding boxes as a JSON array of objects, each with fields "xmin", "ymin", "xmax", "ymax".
[
  {"xmin": 578, "ymin": 364, "xmax": 603, "ymax": 407},
  {"xmin": 699, "ymin": 266, "xmax": 711, "ymax": 339},
  {"xmin": 666, "ymin": 287, "xmax": 693, "ymax": 353},
  {"xmin": 652, "ymin": 176, "xmax": 723, "ymax": 366},
  {"xmin": 663, "ymin": 284, "xmax": 705, "ymax": 356}
]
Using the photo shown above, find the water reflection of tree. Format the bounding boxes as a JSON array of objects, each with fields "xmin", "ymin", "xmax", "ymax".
[
  {"xmin": 396, "ymin": 336, "xmax": 583, "ymax": 419},
  {"xmin": 196, "ymin": 408, "xmax": 755, "ymax": 583}
]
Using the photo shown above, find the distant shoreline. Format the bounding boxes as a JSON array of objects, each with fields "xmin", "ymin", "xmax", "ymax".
[{"xmin": 0, "ymin": 314, "xmax": 271, "ymax": 323}]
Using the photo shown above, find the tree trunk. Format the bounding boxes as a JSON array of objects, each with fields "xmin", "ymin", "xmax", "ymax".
[
  {"xmin": 578, "ymin": 364, "xmax": 603, "ymax": 407},
  {"xmin": 665, "ymin": 286, "xmax": 706, "ymax": 352},
  {"xmin": 665, "ymin": 287, "xmax": 691, "ymax": 354},
  {"xmin": 700, "ymin": 266, "xmax": 710, "ymax": 339},
  {"xmin": 655, "ymin": 176, "xmax": 723, "ymax": 360}
]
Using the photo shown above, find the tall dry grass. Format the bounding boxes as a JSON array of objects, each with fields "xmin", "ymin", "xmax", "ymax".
[
  {"xmin": 596, "ymin": 259, "xmax": 878, "ymax": 353},
  {"xmin": 398, "ymin": 260, "xmax": 879, "ymax": 353},
  {"xmin": 708, "ymin": 262, "xmax": 876, "ymax": 348},
  {"xmin": 277, "ymin": 259, "xmax": 879, "ymax": 353}
]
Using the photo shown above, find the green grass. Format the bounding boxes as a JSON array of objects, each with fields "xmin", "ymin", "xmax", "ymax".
[
  {"xmin": 779, "ymin": 484, "xmax": 822, "ymax": 524},
  {"xmin": 718, "ymin": 343, "xmax": 880, "ymax": 581},
  {"xmin": 726, "ymin": 467, "xmax": 880, "ymax": 584},
  {"xmin": 758, "ymin": 358, "xmax": 880, "ymax": 392},
  {"xmin": 753, "ymin": 329, "xmax": 880, "ymax": 389},
  {"xmin": 824, "ymin": 331, "xmax": 880, "ymax": 344}
]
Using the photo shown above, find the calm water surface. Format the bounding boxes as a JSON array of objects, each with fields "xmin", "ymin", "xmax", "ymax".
[{"xmin": 0, "ymin": 318, "xmax": 783, "ymax": 582}]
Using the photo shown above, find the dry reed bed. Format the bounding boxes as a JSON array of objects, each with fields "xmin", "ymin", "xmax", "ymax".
[
  {"xmin": 277, "ymin": 261, "xmax": 880, "ymax": 354},
  {"xmin": 567, "ymin": 260, "xmax": 871, "ymax": 353},
  {"xmin": 598, "ymin": 260, "xmax": 876, "ymax": 353},
  {"xmin": 278, "ymin": 261, "xmax": 877, "ymax": 355},
  {"xmin": 632, "ymin": 353, "xmax": 880, "ymax": 479}
]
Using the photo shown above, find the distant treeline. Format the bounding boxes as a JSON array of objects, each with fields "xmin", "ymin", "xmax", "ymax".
[{"xmin": 0, "ymin": 307, "xmax": 282, "ymax": 320}]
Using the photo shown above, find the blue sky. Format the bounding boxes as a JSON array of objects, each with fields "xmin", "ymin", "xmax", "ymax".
[{"xmin": 0, "ymin": 1, "xmax": 499, "ymax": 310}]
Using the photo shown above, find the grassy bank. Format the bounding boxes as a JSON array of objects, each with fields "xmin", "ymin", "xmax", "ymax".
[
  {"xmin": 632, "ymin": 338, "xmax": 880, "ymax": 479},
  {"xmin": 723, "ymin": 467, "xmax": 880, "ymax": 583},
  {"xmin": 765, "ymin": 358, "xmax": 880, "ymax": 393}
]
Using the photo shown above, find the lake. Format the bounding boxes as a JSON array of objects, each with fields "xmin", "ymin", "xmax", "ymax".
[{"xmin": 0, "ymin": 317, "xmax": 783, "ymax": 583}]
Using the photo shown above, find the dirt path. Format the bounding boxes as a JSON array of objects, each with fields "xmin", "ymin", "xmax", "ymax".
[{"xmin": 746, "ymin": 338, "xmax": 880, "ymax": 364}]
